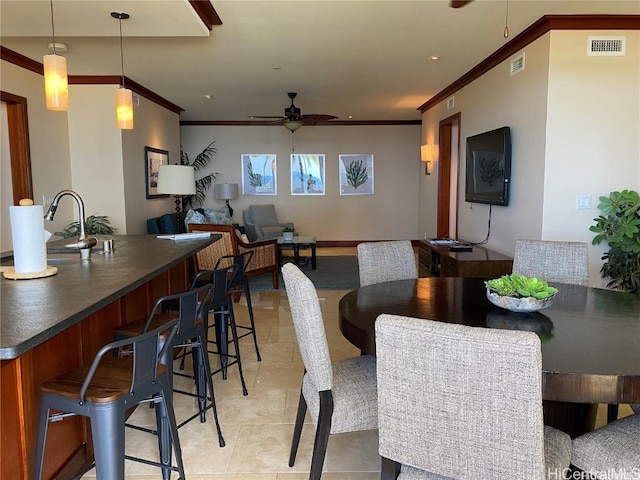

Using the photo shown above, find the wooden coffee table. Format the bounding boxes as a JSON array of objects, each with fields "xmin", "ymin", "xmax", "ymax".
[{"xmin": 277, "ymin": 236, "xmax": 317, "ymax": 270}]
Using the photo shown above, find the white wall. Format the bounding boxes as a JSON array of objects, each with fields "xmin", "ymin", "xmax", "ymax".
[
  {"xmin": 180, "ymin": 124, "xmax": 422, "ymax": 241},
  {"xmin": 544, "ymin": 30, "xmax": 640, "ymax": 286},
  {"xmin": 421, "ymin": 30, "xmax": 640, "ymax": 288}
]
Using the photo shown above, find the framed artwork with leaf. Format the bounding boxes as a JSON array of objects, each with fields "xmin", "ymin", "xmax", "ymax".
[
  {"xmin": 145, "ymin": 146, "xmax": 170, "ymax": 199},
  {"xmin": 339, "ymin": 154, "xmax": 374, "ymax": 195},
  {"xmin": 291, "ymin": 154, "xmax": 325, "ymax": 195},
  {"xmin": 241, "ymin": 154, "xmax": 277, "ymax": 195}
]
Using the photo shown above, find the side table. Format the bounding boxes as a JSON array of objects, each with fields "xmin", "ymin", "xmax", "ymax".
[{"xmin": 277, "ymin": 236, "xmax": 317, "ymax": 270}]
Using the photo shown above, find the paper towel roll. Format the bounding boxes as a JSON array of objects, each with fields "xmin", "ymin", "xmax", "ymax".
[{"xmin": 9, "ymin": 204, "xmax": 47, "ymax": 273}]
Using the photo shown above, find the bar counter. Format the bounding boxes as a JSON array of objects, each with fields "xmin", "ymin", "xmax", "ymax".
[{"xmin": 0, "ymin": 233, "xmax": 217, "ymax": 479}]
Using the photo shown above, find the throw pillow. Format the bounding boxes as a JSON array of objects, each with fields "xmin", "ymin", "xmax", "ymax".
[
  {"xmin": 202, "ymin": 207, "xmax": 232, "ymax": 225},
  {"xmin": 184, "ymin": 209, "xmax": 207, "ymax": 230}
]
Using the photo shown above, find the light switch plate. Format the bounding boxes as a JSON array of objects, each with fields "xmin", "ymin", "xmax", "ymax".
[{"xmin": 576, "ymin": 195, "xmax": 592, "ymax": 210}]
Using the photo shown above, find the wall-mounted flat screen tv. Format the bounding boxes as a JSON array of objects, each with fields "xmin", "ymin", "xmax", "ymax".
[{"xmin": 465, "ymin": 126, "xmax": 511, "ymax": 206}]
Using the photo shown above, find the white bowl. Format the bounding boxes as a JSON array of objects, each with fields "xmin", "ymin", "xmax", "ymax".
[{"xmin": 486, "ymin": 290, "xmax": 555, "ymax": 313}]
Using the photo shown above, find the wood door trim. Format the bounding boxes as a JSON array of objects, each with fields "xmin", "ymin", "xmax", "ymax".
[
  {"xmin": 437, "ymin": 113, "xmax": 461, "ymax": 238},
  {"xmin": 1, "ymin": 91, "xmax": 33, "ymax": 204}
]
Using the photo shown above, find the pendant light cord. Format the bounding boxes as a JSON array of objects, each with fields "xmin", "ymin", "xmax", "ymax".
[
  {"xmin": 118, "ymin": 17, "xmax": 125, "ymax": 88},
  {"xmin": 49, "ymin": 0, "xmax": 57, "ymax": 54}
]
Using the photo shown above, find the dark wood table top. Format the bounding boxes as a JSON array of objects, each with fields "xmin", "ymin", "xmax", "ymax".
[{"xmin": 339, "ymin": 277, "xmax": 640, "ymax": 404}]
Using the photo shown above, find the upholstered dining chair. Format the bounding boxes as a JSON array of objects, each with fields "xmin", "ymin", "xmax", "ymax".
[
  {"xmin": 571, "ymin": 406, "xmax": 640, "ymax": 478},
  {"xmin": 512, "ymin": 239, "xmax": 589, "ymax": 286},
  {"xmin": 375, "ymin": 314, "xmax": 571, "ymax": 480},
  {"xmin": 282, "ymin": 263, "xmax": 378, "ymax": 480},
  {"xmin": 357, "ymin": 240, "xmax": 417, "ymax": 287}
]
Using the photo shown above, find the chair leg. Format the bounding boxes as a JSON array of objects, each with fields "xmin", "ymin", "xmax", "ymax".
[
  {"xmin": 227, "ymin": 304, "xmax": 249, "ymax": 396},
  {"xmin": 198, "ymin": 326, "xmax": 226, "ymax": 448},
  {"xmin": 289, "ymin": 388, "xmax": 308, "ymax": 467},
  {"xmin": 607, "ymin": 404, "xmax": 619, "ymax": 423},
  {"xmin": 33, "ymin": 396, "xmax": 52, "ymax": 480},
  {"xmin": 191, "ymin": 338, "xmax": 208, "ymax": 423},
  {"xmin": 155, "ymin": 395, "xmax": 174, "ymax": 480},
  {"xmin": 381, "ymin": 456, "xmax": 401, "ymax": 480},
  {"xmin": 310, "ymin": 390, "xmax": 334, "ymax": 480},
  {"xmin": 159, "ymin": 381, "xmax": 186, "ymax": 480},
  {"xmin": 243, "ymin": 278, "xmax": 262, "ymax": 362},
  {"xmin": 91, "ymin": 404, "xmax": 126, "ymax": 479}
]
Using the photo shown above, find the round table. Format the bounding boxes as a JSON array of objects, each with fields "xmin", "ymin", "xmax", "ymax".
[{"xmin": 338, "ymin": 277, "xmax": 640, "ymax": 436}]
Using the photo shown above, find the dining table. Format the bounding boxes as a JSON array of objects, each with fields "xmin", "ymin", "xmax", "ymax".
[{"xmin": 338, "ymin": 277, "xmax": 640, "ymax": 437}]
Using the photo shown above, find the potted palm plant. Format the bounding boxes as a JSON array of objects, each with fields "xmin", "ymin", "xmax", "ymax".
[{"xmin": 590, "ymin": 189, "xmax": 640, "ymax": 294}]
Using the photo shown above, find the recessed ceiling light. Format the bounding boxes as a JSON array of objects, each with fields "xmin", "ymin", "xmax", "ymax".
[
  {"xmin": 203, "ymin": 94, "xmax": 212, "ymax": 100},
  {"xmin": 273, "ymin": 66, "xmax": 282, "ymax": 70},
  {"xmin": 348, "ymin": 115, "xmax": 353, "ymax": 119},
  {"xmin": 428, "ymin": 55, "xmax": 441, "ymax": 61}
]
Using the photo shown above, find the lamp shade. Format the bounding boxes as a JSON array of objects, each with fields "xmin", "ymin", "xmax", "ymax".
[
  {"xmin": 283, "ymin": 120, "xmax": 303, "ymax": 132},
  {"xmin": 157, "ymin": 165, "xmax": 195, "ymax": 195},
  {"xmin": 43, "ymin": 53, "xmax": 68, "ymax": 111},
  {"xmin": 214, "ymin": 183, "xmax": 239, "ymax": 200},
  {"xmin": 116, "ymin": 87, "xmax": 134, "ymax": 129}
]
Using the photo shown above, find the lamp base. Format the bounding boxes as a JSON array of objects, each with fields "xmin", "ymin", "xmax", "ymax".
[
  {"xmin": 226, "ymin": 199, "xmax": 234, "ymax": 218},
  {"xmin": 174, "ymin": 195, "xmax": 183, "ymax": 233}
]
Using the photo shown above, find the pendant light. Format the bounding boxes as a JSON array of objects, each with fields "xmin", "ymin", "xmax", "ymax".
[
  {"xmin": 43, "ymin": 0, "xmax": 68, "ymax": 111},
  {"xmin": 503, "ymin": 0, "xmax": 510, "ymax": 39},
  {"xmin": 112, "ymin": 12, "xmax": 133, "ymax": 129}
]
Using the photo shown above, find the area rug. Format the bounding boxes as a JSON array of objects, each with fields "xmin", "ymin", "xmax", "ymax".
[{"xmin": 249, "ymin": 255, "xmax": 360, "ymax": 291}]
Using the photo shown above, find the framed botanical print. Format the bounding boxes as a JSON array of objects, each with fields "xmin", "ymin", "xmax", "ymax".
[
  {"xmin": 291, "ymin": 154, "xmax": 325, "ymax": 195},
  {"xmin": 241, "ymin": 154, "xmax": 277, "ymax": 195},
  {"xmin": 339, "ymin": 154, "xmax": 374, "ymax": 195}
]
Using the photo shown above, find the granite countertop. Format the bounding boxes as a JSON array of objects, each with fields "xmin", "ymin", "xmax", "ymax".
[{"xmin": 0, "ymin": 234, "xmax": 218, "ymax": 360}]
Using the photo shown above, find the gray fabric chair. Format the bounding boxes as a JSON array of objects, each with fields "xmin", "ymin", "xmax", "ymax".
[
  {"xmin": 571, "ymin": 412, "xmax": 640, "ymax": 478},
  {"xmin": 242, "ymin": 204, "xmax": 294, "ymax": 241},
  {"xmin": 282, "ymin": 263, "xmax": 378, "ymax": 480},
  {"xmin": 513, "ymin": 239, "xmax": 589, "ymax": 286},
  {"xmin": 357, "ymin": 240, "xmax": 417, "ymax": 287},
  {"xmin": 375, "ymin": 314, "xmax": 571, "ymax": 480}
]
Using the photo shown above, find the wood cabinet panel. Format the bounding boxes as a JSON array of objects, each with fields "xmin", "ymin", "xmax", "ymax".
[{"xmin": 418, "ymin": 240, "xmax": 513, "ymax": 278}]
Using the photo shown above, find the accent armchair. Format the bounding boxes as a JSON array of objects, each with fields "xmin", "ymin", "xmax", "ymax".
[
  {"xmin": 188, "ymin": 224, "xmax": 279, "ymax": 289},
  {"xmin": 242, "ymin": 204, "xmax": 293, "ymax": 242}
]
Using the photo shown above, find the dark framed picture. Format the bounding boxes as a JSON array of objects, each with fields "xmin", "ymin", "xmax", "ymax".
[{"xmin": 145, "ymin": 146, "xmax": 170, "ymax": 199}]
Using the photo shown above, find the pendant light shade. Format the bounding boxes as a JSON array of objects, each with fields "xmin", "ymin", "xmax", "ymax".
[
  {"xmin": 112, "ymin": 12, "xmax": 133, "ymax": 130},
  {"xmin": 44, "ymin": 0, "xmax": 68, "ymax": 111},
  {"xmin": 116, "ymin": 87, "xmax": 134, "ymax": 129},
  {"xmin": 43, "ymin": 53, "xmax": 68, "ymax": 111}
]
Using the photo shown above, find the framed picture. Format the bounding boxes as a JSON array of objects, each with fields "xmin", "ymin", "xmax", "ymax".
[
  {"xmin": 145, "ymin": 147, "xmax": 170, "ymax": 199},
  {"xmin": 339, "ymin": 154, "xmax": 374, "ymax": 195},
  {"xmin": 291, "ymin": 154, "xmax": 325, "ymax": 195},
  {"xmin": 241, "ymin": 154, "xmax": 277, "ymax": 195}
]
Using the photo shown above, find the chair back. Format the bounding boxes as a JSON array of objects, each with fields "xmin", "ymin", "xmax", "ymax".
[
  {"xmin": 214, "ymin": 252, "xmax": 254, "ymax": 291},
  {"xmin": 282, "ymin": 263, "xmax": 333, "ymax": 392},
  {"xmin": 146, "ymin": 284, "xmax": 212, "ymax": 338},
  {"xmin": 513, "ymin": 239, "xmax": 589, "ymax": 286},
  {"xmin": 375, "ymin": 314, "xmax": 545, "ymax": 479},
  {"xmin": 80, "ymin": 318, "xmax": 179, "ymax": 402},
  {"xmin": 189, "ymin": 224, "xmax": 238, "ymax": 270},
  {"xmin": 357, "ymin": 240, "xmax": 417, "ymax": 287}
]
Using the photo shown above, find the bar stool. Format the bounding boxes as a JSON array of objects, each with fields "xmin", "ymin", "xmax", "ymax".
[
  {"xmin": 214, "ymin": 252, "xmax": 261, "ymax": 362},
  {"xmin": 33, "ymin": 319, "xmax": 183, "ymax": 480},
  {"xmin": 114, "ymin": 284, "xmax": 225, "ymax": 447},
  {"xmin": 198, "ymin": 264, "xmax": 249, "ymax": 396}
]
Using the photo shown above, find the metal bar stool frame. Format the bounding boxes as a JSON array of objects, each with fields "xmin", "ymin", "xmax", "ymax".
[{"xmin": 33, "ymin": 319, "xmax": 184, "ymax": 480}]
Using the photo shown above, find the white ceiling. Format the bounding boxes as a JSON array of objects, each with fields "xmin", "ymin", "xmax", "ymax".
[{"xmin": 1, "ymin": 1, "xmax": 638, "ymax": 122}]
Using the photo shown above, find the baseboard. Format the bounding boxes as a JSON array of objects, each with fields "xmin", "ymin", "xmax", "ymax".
[{"xmin": 316, "ymin": 240, "xmax": 422, "ymax": 248}]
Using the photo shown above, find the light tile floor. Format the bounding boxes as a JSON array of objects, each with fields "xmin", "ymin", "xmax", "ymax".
[{"xmin": 81, "ymin": 247, "xmax": 634, "ymax": 479}]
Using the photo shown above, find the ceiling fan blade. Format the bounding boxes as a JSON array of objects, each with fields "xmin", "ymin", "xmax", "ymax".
[
  {"xmin": 247, "ymin": 115, "xmax": 285, "ymax": 119},
  {"xmin": 301, "ymin": 114, "xmax": 339, "ymax": 124},
  {"xmin": 450, "ymin": 0, "xmax": 473, "ymax": 8}
]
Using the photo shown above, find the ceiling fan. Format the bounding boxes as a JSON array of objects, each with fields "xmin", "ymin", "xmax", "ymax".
[
  {"xmin": 450, "ymin": 1, "xmax": 474, "ymax": 8},
  {"xmin": 248, "ymin": 92, "xmax": 338, "ymax": 132}
]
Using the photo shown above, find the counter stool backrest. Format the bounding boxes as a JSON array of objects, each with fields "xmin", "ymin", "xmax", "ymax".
[{"xmin": 513, "ymin": 239, "xmax": 589, "ymax": 286}]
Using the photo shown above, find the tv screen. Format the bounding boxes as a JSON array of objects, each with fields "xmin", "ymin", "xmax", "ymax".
[{"xmin": 465, "ymin": 126, "xmax": 511, "ymax": 206}]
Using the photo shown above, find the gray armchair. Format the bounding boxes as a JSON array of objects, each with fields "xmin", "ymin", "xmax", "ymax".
[{"xmin": 242, "ymin": 204, "xmax": 293, "ymax": 242}]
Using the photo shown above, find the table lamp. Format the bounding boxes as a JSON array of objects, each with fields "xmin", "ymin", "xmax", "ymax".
[
  {"xmin": 157, "ymin": 164, "xmax": 195, "ymax": 233},
  {"xmin": 214, "ymin": 183, "xmax": 239, "ymax": 217}
]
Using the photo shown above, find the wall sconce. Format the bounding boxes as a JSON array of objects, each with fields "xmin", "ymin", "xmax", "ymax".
[
  {"xmin": 421, "ymin": 144, "xmax": 438, "ymax": 176},
  {"xmin": 112, "ymin": 12, "xmax": 133, "ymax": 129},
  {"xmin": 43, "ymin": 0, "xmax": 68, "ymax": 111}
]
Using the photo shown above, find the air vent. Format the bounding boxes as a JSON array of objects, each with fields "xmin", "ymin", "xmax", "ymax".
[
  {"xmin": 510, "ymin": 53, "xmax": 525, "ymax": 76},
  {"xmin": 447, "ymin": 96, "xmax": 454, "ymax": 110},
  {"xmin": 588, "ymin": 36, "xmax": 626, "ymax": 56}
]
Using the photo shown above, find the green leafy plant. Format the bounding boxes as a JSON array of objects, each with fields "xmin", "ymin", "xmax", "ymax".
[
  {"xmin": 345, "ymin": 160, "xmax": 368, "ymax": 189},
  {"xmin": 485, "ymin": 273, "xmax": 558, "ymax": 299},
  {"xmin": 589, "ymin": 189, "xmax": 640, "ymax": 294},
  {"xmin": 282, "ymin": 226, "xmax": 294, "ymax": 233},
  {"xmin": 180, "ymin": 141, "xmax": 218, "ymax": 209},
  {"xmin": 55, "ymin": 214, "xmax": 115, "ymax": 238}
]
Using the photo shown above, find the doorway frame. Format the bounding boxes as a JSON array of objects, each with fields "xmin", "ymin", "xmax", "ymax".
[
  {"xmin": 1, "ymin": 91, "xmax": 33, "ymax": 204},
  {"xmin": 437, "ymin": 112, "xmax": 461, "ymax": 238}
]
